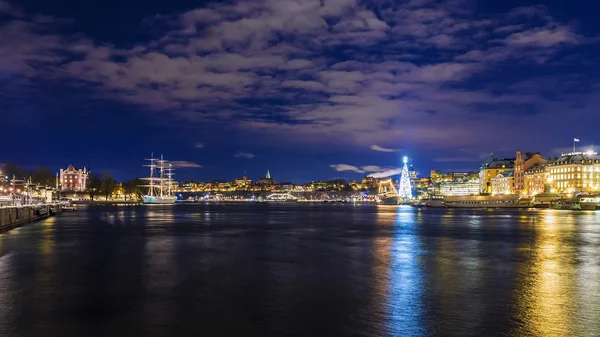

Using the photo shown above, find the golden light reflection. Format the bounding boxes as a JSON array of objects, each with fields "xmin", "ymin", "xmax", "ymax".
[{"xmin": 513, "ymin": 211, "xmax": 577, "ymax": 336}]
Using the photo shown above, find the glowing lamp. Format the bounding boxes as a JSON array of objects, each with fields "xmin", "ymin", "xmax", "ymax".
[{"xmin": 403, "ymin": 156, "xmax": 408, "ymax": 164}]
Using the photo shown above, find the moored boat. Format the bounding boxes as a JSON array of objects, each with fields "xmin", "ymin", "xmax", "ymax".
[
  {"xmin": 580, "ymin": 196, "xmax": 600, "ymax": 210},
  {"xmin": 550, "ymin": 198, "xmax": 581, "ymax": 210},
  {"xmin": 140, "ymin": 154, "xmax": 177, "ymax": 204},
  {"xmin": 443, "ymin": 195, "xmax": 532, "ymax": 208}
]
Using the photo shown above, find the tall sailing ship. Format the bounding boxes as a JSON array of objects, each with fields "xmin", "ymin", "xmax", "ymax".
[{"xmin": 140, "ymin": 154, "xmax": 177, "ymax": 204}]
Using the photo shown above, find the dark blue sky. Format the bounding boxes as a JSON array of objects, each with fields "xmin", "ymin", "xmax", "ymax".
[{"xmin": 1, "ymin": 0, "xmax": 599, "ymax": 183}]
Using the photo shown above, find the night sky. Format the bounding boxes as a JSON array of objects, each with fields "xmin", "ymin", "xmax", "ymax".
[{"xmin": 1, "ymin": 0, "xmax": 599, "ymax": 183}]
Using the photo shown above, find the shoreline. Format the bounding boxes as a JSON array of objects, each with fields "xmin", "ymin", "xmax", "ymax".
[{"xmin": 0, "ymin": 204, "xmax": 61, "ymax": 231}]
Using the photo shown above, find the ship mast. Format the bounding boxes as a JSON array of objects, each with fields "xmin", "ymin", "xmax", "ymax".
[
  {"xmin": 149, "ymin": 153, "xmax": 154, "ymax": 197},
  {"xmin": 166, "ymin": 163, "xmax": 174, "ymax": 196},
  {"xmin": 159, "ymin": 154, "xmax": 164, "ymax": 198}
]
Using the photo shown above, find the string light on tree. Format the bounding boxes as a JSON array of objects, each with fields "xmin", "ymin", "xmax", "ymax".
[{"xmin": 398, "ymin": 156, "xmax": 412, "ymax": 199}]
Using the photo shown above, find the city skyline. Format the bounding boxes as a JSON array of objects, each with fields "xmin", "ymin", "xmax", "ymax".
[{"xmin": 2, "ymin": 0, "xmax": 600, "ymax": 182}]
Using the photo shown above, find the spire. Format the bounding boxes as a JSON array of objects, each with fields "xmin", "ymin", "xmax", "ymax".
[{"xmin": 266, "ymin": 170, "xmax": 271, "ymax": 179}]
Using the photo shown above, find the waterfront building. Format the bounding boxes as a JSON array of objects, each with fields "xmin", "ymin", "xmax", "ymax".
[
  {"xmin": 234, "ymin": 176, "xmax": 252, "ymax": 187},
  {"xmin": 362, "ymin": 176, "xmax": 378, "ymax": 189},
  {"xmin": 429, "ymin": 170, "xmax": 443, "ymax": 183},
  {"xmin": 479, "ymin": 154, "xmax": 514, "ymax": 194},
  {"xmin": 257, "ymin": 170, "xmax": 276, "ymax": 185},
  {"xmin": 547, "ymin": 151, "xmax": 600, "ymax": 194},
  {"xmin": 524, "ymin": 163, "xmax": 548, "ymax": 196},
  {"xmin": 491, "ymin": 169, "xmax": 514, "ymax": 195},
  {"xmin": 439, "ymin": 179, "xmax": 479, "ymax": 196},
  {"xmin": 513, "ymin": 151, "xmax": 547, "ymax": 194},
  {"xmin": 409, "ymin": 163, "xmax": 417, "ymax": 179},
  {"xmin": 59, "ymin": 165, "xmax": 89, "ymax": 191}
]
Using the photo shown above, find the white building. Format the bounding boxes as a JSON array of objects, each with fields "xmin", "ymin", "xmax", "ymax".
[
  {"xmin": 440, "ymin": 179, "xmax": 480, "ymax": 196},
  {"xmin": 547, "ymin": 152, "xmax": 600, "ymax": 194},
  {"xmin": 59, "ymin": 165, "xmax": 89, "ymax": 191}
]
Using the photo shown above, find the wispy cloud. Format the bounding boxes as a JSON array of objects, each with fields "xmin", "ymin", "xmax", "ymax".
[
  {"xmin": 368, "ymin": 169, "xmax": 403, "ymax": 179},
  {"xmin": 234, "ymin": 152, "xmax": 255, "ymax": 159},
  {"xmin": 330, "ymin": 164, "xmax": 365, "ymax": 173},
  {"xmin": 330, "ymin": 164, "xmax": 393, "ymax": 174},
  {"xmin": 170, "ymin": 161, "xmax": 202, "ymax": 168},
  {"xmin": 370, "ymin": 145, "xmax": 399, "ymax": 153},
  {"xmin": 194, "ymin": 142, "xmax": 204, "ymax": 149}
]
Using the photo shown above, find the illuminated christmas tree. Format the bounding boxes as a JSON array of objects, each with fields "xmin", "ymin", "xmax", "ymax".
[{"xmin": 398, "ymin": 156, "xmax": 412, "ymax": 199}]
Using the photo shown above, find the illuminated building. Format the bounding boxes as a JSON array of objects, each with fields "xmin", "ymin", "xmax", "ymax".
[
  {"xmin": 524, "ymin": 164, "xmax": 548, "ymax": 196},
  {"xmin": 479, "ymin": 154, "xmax": 514, "ymax": 194},
  {"xmin": 514, "ymin": 151, "xmax": 547, "ymax": 194},
  {"xmin": 439, "ymin": 179, "xmax": 479, "ymax": 196},
  {"xmin": 257, "ymin": 170, "xmax": 276, "ymax": 185},
  {"xmin": 234, "ymin": 176, "xmax": 251, "ymax": 187},
  {"xmin": 59, "ymin": 165, "xmax": 89, "ymax": 191},
  {"xmin": 362, "ymin": 176, "xmax": 378, "ymax": 188},
  {"xmin": 409, "ymin": 163, "xmax": 417, "ymax": 179},
  {"xmin": 429, "ymin": 170, "xmax": 443, "ymax": 183},
  {"xmin": 491, "ymin": 169, "xmax": 514, "ymax": 195},
  {"xmin": 547, "ymin": 151, "xmax": 600, "ymax": 194}
]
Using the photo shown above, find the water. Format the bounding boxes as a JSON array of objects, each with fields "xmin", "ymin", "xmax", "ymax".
[{"xmin": 0, "ymin": 204, "xmax": 599, "ymax": 337}]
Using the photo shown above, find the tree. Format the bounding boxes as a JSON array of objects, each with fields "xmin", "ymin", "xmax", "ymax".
[
  {"xmin": 32, "ymin": 166, "xmax": 55, "ymax": 187},
  {"xmin": 123, "ymin": 178, "xmax": 144, "ymax": 201},
  {"xmin": 87, "ymin": 173, "xmax": 102, "ymax": 200},
  {"xmin": 101, "ymin": 171, "xmax": 116, "ymax": 201},
  {"xmin": 2, "ymin": 163, "xmax": 27, "ymax": 181}
]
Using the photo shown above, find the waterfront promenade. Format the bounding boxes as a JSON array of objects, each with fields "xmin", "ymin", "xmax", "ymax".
[{"xmin": 0, "ymin": 204, "xmax": 62, "ymax": 231}]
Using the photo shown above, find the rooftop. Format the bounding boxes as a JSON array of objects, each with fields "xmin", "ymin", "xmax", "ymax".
[{"xmin": 552, "ymin": 152, "xmax": 600, "ymax": 165}]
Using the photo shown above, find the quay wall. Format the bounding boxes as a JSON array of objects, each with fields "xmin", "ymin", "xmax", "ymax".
[{"xmin": 0, "ymin": 205, "xmax": 53, "ymax": 231}]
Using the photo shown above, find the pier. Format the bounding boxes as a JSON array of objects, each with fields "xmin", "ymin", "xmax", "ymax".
[{"xmin": 0, "ymin": 204, "xmax": 60, "ymax": 231}]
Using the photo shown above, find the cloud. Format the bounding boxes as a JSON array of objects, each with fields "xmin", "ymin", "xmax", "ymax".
[
  {"xmin": 330, "ymin": 164, "xmax": 364, "ymax": 173},
  {"xmin": 330, "ymin": 164, "xmax": 394, "ymax": 174},
  {"xmin": 170, "ymin": 161, "xmax": 202, "ymax": 168},
  {"xmin": 234, "ymin": 152, "xmax": 255, "ymax": 159},
  {"xmin": 194, "ymin": 142, "xmax": 204, "ymax": 149},
  {"xmin": 0, "ymin": 0, "xmax": 596, "ymax": 155},
  {"xmin": 370, "ymin": 145, "xmax": 399, "ymax": 152},
  {"xmin": 504, "ymin": 26, "xmax": 580, "ymax": 47},
  {"xmin": 368, "ymin": 169, "xmax": 403, "ymax": 178}
]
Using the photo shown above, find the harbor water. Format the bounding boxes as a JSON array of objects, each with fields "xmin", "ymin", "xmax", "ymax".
[{"xmin": 1, "ymin": 204, "xmax": 599, "ymax": 336}]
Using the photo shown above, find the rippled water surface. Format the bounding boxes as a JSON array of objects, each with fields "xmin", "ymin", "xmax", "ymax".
[{"xmin": 1, "ymin": 204, "xmax": 599, "ymax": 336}]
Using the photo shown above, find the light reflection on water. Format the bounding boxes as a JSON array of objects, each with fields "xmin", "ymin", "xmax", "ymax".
[
  {"xmin": 385, "ymin": 207, "xmax": 427, "ymax": 336},
  {"xmin": 0, "ymin": 204, "xmax": 598, "ymax": 336}
]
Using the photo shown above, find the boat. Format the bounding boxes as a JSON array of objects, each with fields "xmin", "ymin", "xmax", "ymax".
[
  {"xmin": 140, "ymin": 154, "xmax": 177, "ymax": 204},
  {"xmin": 443, "ymin": 195, "xmax": 532, "ymax": 208},
  {"xmin": 579, "ymin": 196, "xmax": 600, "ymax": 210},
  {"xmin": 420, "ymin": 195, "xmax": 446, "ymax": 208},
  {"xmin": 550, "ymin": 198, "xmax": 581, "ymax": 210},
  {"xmin": 379, "ymin": 196, "xmax": 400, "ymax": 205},
  {"xmin": 59, "ymin": 200, "xmax": 76, "ymax": 211}
]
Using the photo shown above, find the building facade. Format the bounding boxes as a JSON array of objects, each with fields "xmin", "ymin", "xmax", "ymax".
[
  {"xmin": 491, "ymin": 169, "xmax": 514, "ymax": 195},
  {"xmin": 479, "ymin": 154, "xmax": 514, "ymax": 194},
  {"xmin": 514, "ymin": 151, "xmax": 547, "ymax": 194},
  {"xmin": 547, "ymin": 152, "xmax": 600, "ymax": 194},
  {"xmin": 524, "ymin": 164, "xmax": 548, "ymax": 196},
  {"xmin": 439, "ymin": 179, "xmax": 479, "ymax": 196},
  {"xmin": 59, "ymin": 165, "xmax": 89, "ymax": 191}
]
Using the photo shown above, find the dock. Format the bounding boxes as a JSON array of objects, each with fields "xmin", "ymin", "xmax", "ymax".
[{"xmin": 0, "ymin": 204, "xmax": 62, "ymax": 231}]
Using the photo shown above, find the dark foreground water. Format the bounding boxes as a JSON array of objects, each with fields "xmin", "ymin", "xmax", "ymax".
[{"xmin": 1, "ymin": 204, "xmax": 599, "ymax": 337}]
